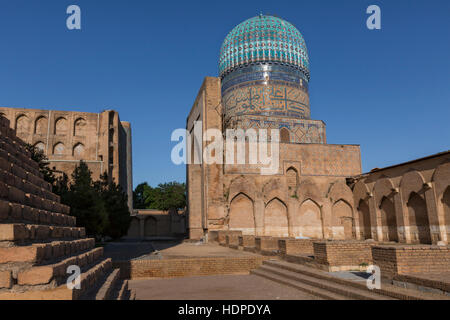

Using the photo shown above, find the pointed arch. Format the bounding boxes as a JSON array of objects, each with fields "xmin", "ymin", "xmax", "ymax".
[
  {"xmin": 332, "ymin": 199, "xmax": 354, "ymax": 240},
  {"xmin": 407, "ymin": 192, "xmax": 431, "ymax": 244},
  {"xmin": 34, "ymin": 115, "xmax": 47, "ymax": 134},
  {"xmin": 15, "ymin": 114, "xmax": 30, "ymax": 134},
  {"xmin": 73, "ymin": 143, "xmax": 85, "ymax": 158},
  {"xmin": 54, "ymin": 117, "xmax": 68, "ymax": 135},
  {"xmin": 53, "ymin": 142, "xmax": 65, "ymax": 155},
  {"xmin": 229, "ymin": 192, "xmax": 255, "ymax": 235},
  {"xmin": 74, "ymin": 117, "xmax": 86, "ymax": 136},
  {"xmin": 358, "ymin": 199, "xmax": 372, "ymax": 239},
  {"xmin": 295, "ymin": 198, "xmax": 323, "ymax": 239},
  {"xmin": 280, "ymin": 127, "xmax": 290, "ymax": 143},
  {"xmin": 264, "ymin": 197, "xmax": 288, "ymax": 237},
  {"xmin": 379, "ymin": 196, "xmax": 398, "ymax": 242}
]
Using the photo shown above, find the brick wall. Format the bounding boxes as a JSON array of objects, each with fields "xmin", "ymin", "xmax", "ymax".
[
  {"xmin": 255, "ymin": 237, "xmax": 288, "ymax": 255},
  {"xmin": 218, "ymin": 230, "xmax": 242, "ymax": 245},
  {"xmin": 313, "ymin": 241, "xmax": 373, "ymax": 268},
  {"xmin": 239, "ymin": 235, "xmax": 255, "ymax": 248},
  {"xmin": 372, "ymin": 245, "xmax": 450, "ymax": 279},
  {"xmin": 114, "ymin": 256, "xmax": 268, "ymax": 279},
  {"xmin": 278, "ymin": 239, "xmax": 315, "ymax": 256},
  {"xmin": 227, "ymin": 234, "xmax": 240, "ymax": 247}
]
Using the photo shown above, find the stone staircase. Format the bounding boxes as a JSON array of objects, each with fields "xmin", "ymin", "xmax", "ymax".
[
  {"xmin": 0, "ymin": 115, "xmax": 133, "ymax": 300},
  {"xmin": 251, "ymin": 260, "xmax": 450, "ymax": 300}
]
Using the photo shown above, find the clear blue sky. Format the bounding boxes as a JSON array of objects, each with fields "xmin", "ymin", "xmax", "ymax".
[{"xmin": 0, "ymin": 0, "xmax": 449, "ymax": 188}]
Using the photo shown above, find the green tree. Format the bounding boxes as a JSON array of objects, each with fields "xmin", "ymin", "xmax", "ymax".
[
  {"xmin": 62, "ymin": 161, "xmax": 108, "ymax": 238},
  {"xmin": 25, "ymin": 143, "xmax": 56, "ymax": 186},
  {"xmin": 95, "ymin": 173, "xmax": 131, "ymax": 240},
  {"xmin": 133, "ymin": 182, "xmax": 151, "ymax": 209},
  {"xmin": 134, "ymin": 181, "xmax": 186, "ymax": 211}
]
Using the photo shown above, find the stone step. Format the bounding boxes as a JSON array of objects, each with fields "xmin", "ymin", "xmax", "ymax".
[
  {"xmin": 0, "ymin": 200, "xmax": 75, "ymax": 227},
  {"xmin": 17, "ymin": 247, "xmax": 104, "ymax": 286},
  {"xmin": 0, "ymin": 141, "xmax": 41, "ymax": 177},
  {"xmin": 257, "ymin": 265, "xmax": 392, "ymax": 300},
  {"xmin": 0, "ymin": 181, "xmax": 69, "ymax": 216},
  {"xmin": 0, "ymin": 258, "xmax": 112, "ymax": 300},
  {"xmin": 116, "ymin": 280, "xmax": 130, "ymax": 300},
  {"xmin": 0, "ymin": 223, "xmax": 85, "ymax": 242},
  {"xmin": 251, "ymin": 269, "xmax": 344, "ymax": 300},
  {"xmin": 0, "ymin": 238, "xmax": 95, "ymax": 264},
  {"xmin": 265, "ymin": 260, "xmax": 450, "ymax": 300},
  {"xmin": 0, "ymin": 166, "xmax": 61, "ymax": 204},
  {"xmin": 92, "ymin": 268, "xmax": 121, "ymax": 300}
]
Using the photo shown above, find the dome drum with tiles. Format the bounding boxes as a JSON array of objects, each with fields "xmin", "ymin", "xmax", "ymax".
[{"xmin": 219, "ymin": 15, "xmax": 323, "ymax": 143}]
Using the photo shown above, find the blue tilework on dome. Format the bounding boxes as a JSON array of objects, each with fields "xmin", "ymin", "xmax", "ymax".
[{"xmin": 219, "ymin": 15, "xmax": 309, "ymax": 79}]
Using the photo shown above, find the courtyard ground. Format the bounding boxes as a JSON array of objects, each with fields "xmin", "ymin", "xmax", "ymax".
[{"xmin": 128, "ymin": 274, "xmax": 321, "ymax": 300}]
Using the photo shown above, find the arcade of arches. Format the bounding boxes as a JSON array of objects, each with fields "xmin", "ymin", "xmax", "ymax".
[{"xmin": 222, "ymin": 154, "xmax": 450, "ymax": 245}]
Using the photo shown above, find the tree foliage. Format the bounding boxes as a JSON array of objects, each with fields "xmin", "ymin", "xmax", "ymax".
[
  {"xmin": 133, "ymin": 181, "xmax": 186, "ymax": 211},
  {"xmin": 61, "ymin": 162, "xmax": 108, "ymax": 238},
  {"xmin": 94, "ymin": 173, "xmax": 131, "ymax": 240},
  {"xmin": 25, "ymin": 143, "xmax": 131, "ymax": 240},
  {"xmin": 25, "ymin": 143, "xmax": 56, "ymax": 185}
]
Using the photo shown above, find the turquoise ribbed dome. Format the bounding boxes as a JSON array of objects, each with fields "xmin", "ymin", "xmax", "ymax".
[{"xmin": 219, "ymin": 15, "xmax": 309, "ymax": 79}]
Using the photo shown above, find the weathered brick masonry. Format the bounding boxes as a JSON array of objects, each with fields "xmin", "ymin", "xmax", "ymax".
[
  {"xmin": 114, "ymin": 256, "xmax": 269, "ymax": 279},
  {"xmin": 313, "ymin": 241, "xmax": 373, "ymax": 271},
  {"xmin": 372, "ymin": 245, "xmax": 450, "ymax": 280},
  {"xmin": 278, "ymin": 239, "xmax": 315, "ymax": 256}
]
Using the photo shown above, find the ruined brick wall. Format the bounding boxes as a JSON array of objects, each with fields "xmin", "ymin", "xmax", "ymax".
[
  {"xmin": 114, "ymin": 256, "xmax": 269, "ymax": 279},
  {"xmin": 372, "ymin": 245, "xmax": 450, "ymax": 279},
  {"xmin": 313, "ymin": 241, "xmax": 373, "ymax": 267},
  {"xmin": 278, "ymin": 239, "xmax": 315, "ymax": 256}
]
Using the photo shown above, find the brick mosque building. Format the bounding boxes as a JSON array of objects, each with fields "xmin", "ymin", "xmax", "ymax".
[
  {"xmin": 186, "ymin": 15, "xmax": 450, "ymax": 245},
  {"xmin": 0, "ymin": 108, "xmax": 133, "ymax": 211}
]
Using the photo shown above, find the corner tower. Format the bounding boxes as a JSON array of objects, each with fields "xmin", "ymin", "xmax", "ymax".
[{"xmin": 219, "ymin": 15, "xmax": 325, "ymax": 143}]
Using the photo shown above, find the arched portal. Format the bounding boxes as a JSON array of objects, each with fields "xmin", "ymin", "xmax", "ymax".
[
  {"xmin": 54, "ymin": 117, "xmax": 68, "ymax": 135},
  {"xmin": 295, "ymin": 199, "xmax": 323, "ymax": 238},
  {"xmin": 34, "ymin": 116, "xmax": 47, "ymax": 134},
  {"xmin": 15, "ymin": 115, "xmax": 30, "ymax": 135},
  {"xmin": 332, "ymin": 200, "xmax": 353, "ymax": 240},
  {"xmin": 280, "ymin": 127, "xmax": 290, "ymax": 143},
  {"xmin": 73, "ymin": 143, "xmax": 85, "ymax": 158},
  {"xmin": 229, "ymin": 193, "xmax": 255, "ymax": 235},
  {"xmin": 358, "ymin": 200, "xmax": 372, "ymax": 239},
  {"xmin": 74, "ymin": 118, "xmax": 86, "ymax": 136},
  {"xmin": 53, "ymin": 142, "xmax": 65, "ymax": 155},
  {"xmin": 264, "ymin": 198, "xmax": 288, "ymax": 237},
  {"xmin": 407, "ymin": 192, "xmax": 431, "ymax": 244},
  {"xmin": 380, "ymin": 196, "xmax": 398, "ymax": 242}
]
